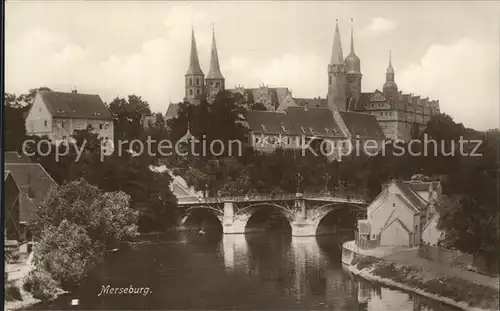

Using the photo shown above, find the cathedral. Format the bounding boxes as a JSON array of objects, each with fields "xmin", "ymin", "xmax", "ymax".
[{"xmin": 165, "ymin": 21, "xmax": 441, "ymax": 143}]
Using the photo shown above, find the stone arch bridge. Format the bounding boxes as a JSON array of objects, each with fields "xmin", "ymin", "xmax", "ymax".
[{"xmin": 178, "ymin": 193, "xmax": 368, "ymax": 236}]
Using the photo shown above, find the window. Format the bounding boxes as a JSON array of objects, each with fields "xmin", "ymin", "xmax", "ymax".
[
  {"xmin": 372, "ymin": 235, "xmax": 376, "ymax": 240},
  {"xmin": 189, "ymin": 78, "xmax": 193, "ymax": 86},
  {"xmin": 261, "ymin": 124, "xmax": 267, "ymax": 131},
  {"xmin": 99, "ymin": 123, "xmax": 103, "ymax": 130},
  {"xmin": 300, "ymin": 126, "xmax": 306, "ymax": 133},
  {"xmin": 44, "ymin": 120, "xmax": 48, "ymax": 127},
  {"xmin": 197, "ymin": 89, "xmax": 201, "ymax": 96},
  {"xmin": 329, "ymin": 75, "xmax": 332, "ymax": 85},
  {"xmin": 280, "ymin": 122, "xmax": 287, "ymax": 131},
  {"xmin": 189, "ymin": 89, "xmax": 193, "ymax": 96},
  {"xmin": 309, "ymin": 127, "xmax": 314, "ymax": 133},
  {"xmin": 216, "ymin": 82, "xmax": 220, "ymax": 88},
  {"xmin": 196, "ymin": 78, "xmax": 200, "ymax": 86},
  {"xmin": 393, "ymin": 203, "xmax": 395, "ymax": 207},
  {"xmin": 325, "ymin": 128, "xmax": 331, "ymax": 134},
  {"xmin": 61, "ymin": 121, "xmax": 65, "ymax": 128}
]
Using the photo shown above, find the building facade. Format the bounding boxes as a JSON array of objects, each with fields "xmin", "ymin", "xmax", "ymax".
[
  {"xmin": 25, "ymin": 90, "xmax": 114, "ymax": 151},
  {"xmin": 168, "ymin": 21, "xmax": 440, "ymax": 142},
  {"xmin": 357, "ymin": 176, "xmax": 442, "ymax": 248}
]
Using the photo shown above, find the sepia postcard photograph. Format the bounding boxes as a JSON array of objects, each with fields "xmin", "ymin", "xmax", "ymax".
[{"xmin": 2, "ymin": 1, "xmax": 499, "ymax": 310}]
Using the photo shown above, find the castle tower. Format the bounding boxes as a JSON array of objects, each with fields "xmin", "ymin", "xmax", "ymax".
[
  {"xmin": 184, "ymin": 28, "xmax": 205, "ymax": 104},
  {"xmin": 383, "ymin": 50, "xmax": 398, "ymax": 101},
  {"xmin": 345, "ymin": 19, "xmax": 362, "ymax": 110},
  {"xmin": 327, "ymin": 20, "xmax": 347, "ymax": 111},
  {"xmin": 205, "ymin": 26, "xmax": 225, "ymax": 103}
]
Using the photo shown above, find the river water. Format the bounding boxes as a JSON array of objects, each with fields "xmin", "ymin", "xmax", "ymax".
[{"xmin": 30, "ymin": 232, "xmax": 459, "ymax": 310}]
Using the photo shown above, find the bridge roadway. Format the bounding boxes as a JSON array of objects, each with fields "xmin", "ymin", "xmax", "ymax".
[{"xmin": 178, "ymin": 192, "xmax": 368, "ymax": 237}]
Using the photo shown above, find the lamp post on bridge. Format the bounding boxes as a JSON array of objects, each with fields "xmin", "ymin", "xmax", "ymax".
[
  {"xmin": 323, "ymin": 173, "xmax": 331, "ymax": 194},
  {"xmin": 296, "ymin": 173, "xmax": 303, "ymax": 196}
]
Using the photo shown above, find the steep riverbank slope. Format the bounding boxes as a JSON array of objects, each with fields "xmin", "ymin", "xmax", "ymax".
[{"xmin": 348, "ymin": 255, "xmax": 499, "ymax": 311}]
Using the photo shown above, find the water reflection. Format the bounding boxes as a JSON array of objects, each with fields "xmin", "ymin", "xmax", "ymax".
[{"xmin": 30, "ymin": 232, "xmax": 460, "ymax": 310}]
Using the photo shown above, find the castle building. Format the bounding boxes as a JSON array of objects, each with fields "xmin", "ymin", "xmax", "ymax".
[{"xmin": 166, "ymin": 21, "xmax": 440, "ymax": 143}]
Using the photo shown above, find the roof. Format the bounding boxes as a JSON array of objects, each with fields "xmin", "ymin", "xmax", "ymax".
[
  {"xmin": 383, "ymin": 217, "xmax": 411, "ymax": 233},
  {"xmin": 165, "ymin": 103, "xmax": 180, "ymax": 120},
  {"xmin": 186, "ymin": 29, "xmax": 204, "ymax": 76},
  {"xmin": 4, "ymin": 163, "xmax": 58, "ymax": 222},
  {"xmin": 206, "ymin": 29, "xmax": 224, "ymax": 80},
  {"xmin": 395, "ymin": 181, "xmax": 427, "ymax": 211},
  {"xmin": 4, "ymin": 170, "xmax": 11, "ymax": 180},
  {"xmin": 39, "ymin": 91, "xmax": 112, "ymax": 120},
  {"xmin": 403, "ymin": 180, "xmax": 440, "ymax": 192},
  {"xmin": 4, "ymin": 151, "xmax": 32, "ymax": 163},
  {"xmin": 339, "ymin": 111, "xmax": 386, "ymax": 140},
  {"xmin": 395, "ymin": 193, "xmax": 420, "ymax": 214},
  {"xmin": 293, "ymin": 97, "xmax": 328, "ymax": 109},
  {"xmin": 244, "ymin": 107, "xmax": 345, "ymax": 138}
]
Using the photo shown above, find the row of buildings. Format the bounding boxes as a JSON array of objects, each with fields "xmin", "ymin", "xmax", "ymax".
[{"xmin": 165, "ymin": 21, "xmax": 440, "ymax": 147}]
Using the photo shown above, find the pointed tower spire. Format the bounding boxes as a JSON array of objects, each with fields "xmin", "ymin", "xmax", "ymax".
[
  {"xmin": 387, "ymin": 50, "xmax": 394, "ymax": 73},
  {"xmin": 206, "ymin": 25, "xmax": 224, "ymax": 80},
  {"xmin": 349, "ymin": 18, "xmax": 355, "ymax": 55},
  {"xmin": 330, "ymin": 19, "xmax": 344, "ymax": 65},
  {"xmin": 186, "ymin": 27, "xmax": 204, "ymax": 75}
]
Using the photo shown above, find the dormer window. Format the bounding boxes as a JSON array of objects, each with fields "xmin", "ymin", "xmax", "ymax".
[
  {"xmin": 325, "ymin": 128, "xmax": 331, "ymax": 134},
  {"xmin": 309, "ymin": 127, "xmax": 314, "ymax": 133},
  {"xmin": 301, "ymin": 126, "xmax": 306, "ymax": 133},
  {"xmin": 261, "ymin": 124, "xmax": 267, "ymax": 131},
  {"xmin": 44, "ymin": 120, "xmax": 48, "ymax": 127},
  {"xmin": 280, "ymin": 123, "xmax": 287, "ymax": 131}
]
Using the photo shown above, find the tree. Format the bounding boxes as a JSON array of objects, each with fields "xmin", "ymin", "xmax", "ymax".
[
  {"xmin": 31, "ymin": 179, "xmax": 139, "ymax": 249},
  {"xmin": 109, "ymin": 95, "xmax": 151, "ymax": 143},
  {"xmin": 34, "ymin": 220, "xmax": 104, "ymax": 287}
]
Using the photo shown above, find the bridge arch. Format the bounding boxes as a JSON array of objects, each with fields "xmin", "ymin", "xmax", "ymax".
[
  {"xmin": 180, "ymin": 205, "xmax": 224, "ymax": 231},
  {"xmin": 234, "ymin": 202, "xmax": 294, "ymax": 234},
  {"xmin": 308, "ymin": 202, "xmax": 365, "ymax": 236}
]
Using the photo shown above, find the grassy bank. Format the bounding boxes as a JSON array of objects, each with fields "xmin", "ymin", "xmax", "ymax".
[{"xmin": 350, "ymin": 256, "xmax": 500, "ymax": 311}]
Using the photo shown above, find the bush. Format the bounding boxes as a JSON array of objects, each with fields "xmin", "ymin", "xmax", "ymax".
[
  {"xmin": 5, "ymin": 283, "xmax": 22, "ymax": 301},
  {"xmin": 34, "ymin": 220, "xmax": 104, "ymax": 287},
  {"xmin": 23, "ymin": 269, "xmax": 60, "ymax": 300}
]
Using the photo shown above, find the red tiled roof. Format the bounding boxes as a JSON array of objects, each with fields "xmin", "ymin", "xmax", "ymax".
[
  {"xmin": 39, "ymin": 91, "xmax": 112, "ymax": 120},
  {"xmin": 4, "ymin": 163, "xmax": 58, "ymax": 222}
]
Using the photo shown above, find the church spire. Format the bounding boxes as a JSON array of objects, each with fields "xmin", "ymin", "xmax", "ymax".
[
  {"xmin": 387, "ymin": 50, "xmax": 394, "ymax": 74},
  {"xmin": 186, "ymin": 27, "xmax": 204, "ymax": 75},
  {"xmin": 206, "ymin": 25, "xmax": 224, "ymax": 80},
  {"xmin": 383, "ymin": 50, "xmax": 398, "ymax": 95},
  {"xmin": 330, "ymin": 19, "xmax": 344, "ymax": 65},
  {"xmin": 350, "ymin": 18, "xmax": 355, "ymax": 55}
]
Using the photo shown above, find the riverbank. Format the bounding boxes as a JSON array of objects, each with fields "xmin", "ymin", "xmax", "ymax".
[
  {"xmin": 343, "ymin": 242, "xmax": 499, "ymax": 311},
  {"xmin": 5, "ymin": 253, "xmax": 67, "ymax": 311}
]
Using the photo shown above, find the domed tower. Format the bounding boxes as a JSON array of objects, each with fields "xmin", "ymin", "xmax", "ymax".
[
  {"xmin": 383, "ymin": 50, "xmax": 398, "ymax": 100},
  {"xmin": 345, "ymin": 19, "xmax": 362, "ymax": 109},
  {"xmin": 184, "ymin": 28, "xmax": 205, "ymax": 104},
  {"xmin": 205, "ymin": 26, "xmax": 225, "ymax": 103},
  {"xmin": 327, "ymin": 19, "xmax": 347, "ymax": 111}
]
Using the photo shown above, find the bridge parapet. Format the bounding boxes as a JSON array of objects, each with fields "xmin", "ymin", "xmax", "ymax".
[{"xmin": 183, "ymin": 192, "xmax": 367, "ymax": 206}]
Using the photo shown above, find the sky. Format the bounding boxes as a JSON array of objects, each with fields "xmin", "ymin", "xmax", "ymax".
[{"xmin": 5, "ymin": 1, "xmax": 500, "ymax": 130}]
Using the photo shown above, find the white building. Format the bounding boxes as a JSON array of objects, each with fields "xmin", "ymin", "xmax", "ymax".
[
  {"xmin": 25, "ymin": 90, "xmax": 114, "ymax": 149},
  {"xmin": 357, "ymin": 177, "xmax": 442, "ymax": 248}
]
